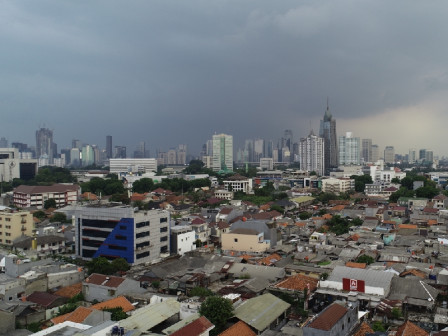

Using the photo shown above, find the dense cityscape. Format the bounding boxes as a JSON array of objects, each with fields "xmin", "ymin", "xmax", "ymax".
[
  {"xmin": 0, "ymin": 105, "xmax": 446, "ymax": 336},
  {"xmin": 3, "ymin": 1, "xmax": 448, "ymax": 336}
]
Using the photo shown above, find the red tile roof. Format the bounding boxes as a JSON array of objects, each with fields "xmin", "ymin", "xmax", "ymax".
[
  {"xmin": 53, "ymin": 283, "xmax": 82, "ymax": 298},
  {"xmin": 218, "ymin": 321, "xmax": 256, "ymax": 336},
  {"xmin": 274, "ymin": 274, "xmax": 319, "ymax": 292},
  {"xmin": 219, "ymin": 208, "xmax": 233, "ymax": 215},
  {"xmin": 346, "ymin": 262, "xmax": 367, "ymax": 269},
  {"xmin": 85, "ymin": 274, "xmax": 126, "ymax": 288},
  {"xmin": 257, "ymin": 253, "xmax": 282, "ymax": 266},
  {"xmin": 396, "ymin": 320, "xmax": 429, "ymax": 336},
  {"xmin": 307, "ymin": 303, "xmax": 348, "ymax": 331},
  {"xmin": 353, "ymin": 322, "xmax": 374, "ymax": 336},
  {"xmin": 170, "ymin": 316, "xmax": 214, "ymax": 336},
  {"xmin": 423, "ymin": 207, "xmax": 438, "ymax": 213},
  {"xmin": 91, "ymin": 296, "xmax": 135, "ymax": 312},
  {"xmin": 27, "ymin": 291, "xmax": 63, "ymax": 308},
  {"xmin": 51, "ymin": 306, "xmax": 93, "ymax": 325}
]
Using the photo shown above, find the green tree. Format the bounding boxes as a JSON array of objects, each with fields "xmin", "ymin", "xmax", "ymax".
[
  {"xmin": 50, "ymin": 212, "xmax": 68, "ymax": 223},
  {"xmin": 352, "ymin": 217, "xmax": 363, "ymax": 226},
  {"xmin": 299, "ymin": 212, "xmax": 312, "ymax": 220},
  {"xmin": 415, "ymin": 185, "xmax": 439, "ymax": 199},
  {"xmin": 44, "ymin": 198, "xmax": 57, "ymax": 209},
  {"xmin": 391, "ymin": 307, "xmax": 402, "ymax": 319},
  {"xmin": 389, "ymin": 187, "xmax": 415, "ymax": 203},
  {"xmin": 111, "ymin": 258, "xmax": 130, "ymax": 273},
  {"xmin": 270, "ymin": 204, "xmax": 284, "ymax": 214},
  {"xmin": 372, "ymin": 321, "xmax": 385, "ymax": 332},
  {"xmin": 103, "ymin": 307, "xmax": 127, "ymax": 321},
  {"xmin": 199, "ymin": 296, "xmax": 234, "ymax": 335},
  {"xmin": 132, "ymin": 178, "xmax": 155, "ymax": 193},
  {"xmin": 356, "ymin": 255, "xmax": 375, "ymax": 265},
  {"xmin": 87, "ymin": 257, "xmax": 114, "ymax": 275},
  {"xmin": 189, "ymin": 286, "xmax": 214, "ymax": 298},
  {"xmin": 33, "ymin": 210, "xmax": 46, "ymax": 221},
  {"xmin": 351, "ymin": 174, "xmax": 373, "ymax": 193},
  {"xmin": 327, "ymin": 215, "xmax": 352, "ymax": 235}
]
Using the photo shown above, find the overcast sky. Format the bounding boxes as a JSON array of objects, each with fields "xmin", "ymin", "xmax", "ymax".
[{"xmin": 1, "ymin": 1, "xmax": 448, "ymax": 157}]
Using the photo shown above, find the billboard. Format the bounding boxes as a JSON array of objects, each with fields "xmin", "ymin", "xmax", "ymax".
[{"xmin": 342, "ymin": 278, "xmax": 365, "ymax": 292}]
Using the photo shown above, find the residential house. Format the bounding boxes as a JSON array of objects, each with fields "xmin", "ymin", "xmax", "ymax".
[
  {"xmin": 83, "ymin": 273, "xmax": 143, "ymax": 302},
  {"xmin": 303, "ymin": 301, "xmax": 358, "ymax": 336}
]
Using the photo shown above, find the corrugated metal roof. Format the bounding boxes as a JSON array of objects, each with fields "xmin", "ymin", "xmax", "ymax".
[
  {"xmin": 327, "ymin": 266, "xmax": 395, "ymax": 290},
  {"xmin": 234, "ymin": 293, "xmax": 290, "ymax": 332},
  {"xmin": 119, "ymin": 299, "xmax": 180, "ymax": 332}
]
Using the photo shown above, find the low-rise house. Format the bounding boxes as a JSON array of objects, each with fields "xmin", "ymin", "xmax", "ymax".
[
  {"xmin": 221, "ymin": 219, "xmax": 279, "ymax": 254},
  {"xmin": 432, "ymin": 194, "xmax": 448, "ymax": 209},
  {"xmin": 303, "ymin": 301, "xmax": 358, "ymax": 336},
  {"xmin": 13, "ymin": 184, "xmax": 80, "ymax": 208},
  {"xmin": 317, "ymin": 266, "xmax": 395, "ymax": 309},
  {"xmin": 13, "ymin": 235, "xmax": 67, "ymax": 256},
  {"xmin": 26, "ymin": 291, "xmax": 66, "ymax": 309},
  {"xmin": 83, "ymin": 273, "xmax": 143, "ymax": 302},
  {"xmin": 234, "ymin": 293, "xmax": 290, "ymax": 334},
  {"xmin": 170, "ymin": 316, "xmax": 214, "ymax": 336},
  {"xmin": 170, "ymin": 225, "xmax": 196, "ymax": 256},
  {"xmin": 218, "ymin": 321, "xmax": 256, "ymax": 336}
]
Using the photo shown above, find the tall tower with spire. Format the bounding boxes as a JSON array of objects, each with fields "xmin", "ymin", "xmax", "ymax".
[{"xmin": 319, "ymin": 99, "xmax": 338, "ymax": 174}]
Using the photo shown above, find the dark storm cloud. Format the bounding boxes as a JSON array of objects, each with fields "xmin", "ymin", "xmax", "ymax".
[{"xmin": 1, "ymin": 1, "xmax": 448, "ymax": 155}]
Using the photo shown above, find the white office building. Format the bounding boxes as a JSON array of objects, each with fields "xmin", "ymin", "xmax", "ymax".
[
  {"xmin": 299, "ymin": 131, "xmax": 325, "ymax": 176},
  {"xmin": 109, "ymin": 158, "xmax": 157, "ymax": 174},
  {"xmin": 338, "ymin": 132, "xmax": 360, "ymax": 165}
]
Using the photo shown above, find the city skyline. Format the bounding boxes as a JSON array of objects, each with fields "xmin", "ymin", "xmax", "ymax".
[{"xmin": 1, "ymin": 2, "xmax": 448, "ymax": 155}]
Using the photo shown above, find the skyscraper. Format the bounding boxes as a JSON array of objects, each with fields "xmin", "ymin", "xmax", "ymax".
[
  {"xmin": 384, "ymin": 146, "xmax": 395, "ymax": 164},
  {"xmin": 106, "ymin": 135, "xmax": 112, "ymax": 159},
  {"xmin": 371, "ymin": 144, "xmax": 379, "ymax": 162},
  {"xmin": 212, "ymin": 133, "xmax": 233, "ymax": 172},
  {"xmin": 36, "ymin": 127, "xmax": 54, "ymax": 164},
  {"xmin": 408, "ymin": 148, "xmax": 416, "ymax": 164},
  {"xmin": 319, "ymin": 102, "xmax": 338, "ymax": 173},
  {"xmin": 361, "ymin": 139, "xmax": 372, "ymax": 163},
  {"xmin": 299, "ymin": 130, "xmax": 324, "ymax": 176},
  {"xmin": 338, "ymin": 132, "xmax": 360, "ymax": 165}
]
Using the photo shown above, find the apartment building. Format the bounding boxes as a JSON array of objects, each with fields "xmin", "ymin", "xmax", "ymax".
[
  {"xmin": 74, "ymin": 204, "xmax": 170, "ymax": 265},
  {"xmin": 13, "ymin": 184, "xmax": 80, "ymax": 208},
  {"xmin": 0, "ymin": 208, "xmax": 33, "ymax": 245}
]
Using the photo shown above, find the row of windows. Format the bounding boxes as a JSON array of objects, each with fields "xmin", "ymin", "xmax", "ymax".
[
  {"xmin": 0, "ymin": 232, "xmax": 11, "ymax": 236},
  {"xmin": 136, "ymin": 251, "xmax": 150, "ymax": 259},
  {"xmin": 160, "ymin": 227, "xmax": 168, "ymax": 233},
  {"xmin": 136, "ymin": 221, "xmax": 150, "ymax": 228},
  {"xmin": 160, "ymin": 236, "xmax": 168, "ymax": 242},
  {"xmin": 136, "ymin": 231, "xmax": 149, "ymax": 239}
]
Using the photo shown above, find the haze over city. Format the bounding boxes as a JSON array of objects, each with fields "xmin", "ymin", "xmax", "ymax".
[{"xmin": 1, "ymin": 1, "xmax": 448, "ymax": 156}]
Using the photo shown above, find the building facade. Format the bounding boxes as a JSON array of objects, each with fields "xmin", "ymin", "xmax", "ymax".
[
  {"xmin": 384, "ymin": 146, "xmax": 395, "ymax": 164},
  {"xmin": 109, "ymin": 158, "xmax": 157, "ymax": 174},
  {"xmin": 338, "ymin": 132, "xmax": 360, "ymax": 165},
  {"xmin": 74, "ymin": 205, "xmax": 170, "ymax": 265},
  {"xmin": 361, "ymin": 138, "xmax": 372, "ymax": 163},
  {"xmin": 36, "ymin": 128, "xmax": 54, "ymax": 164},
  {"xmin": 212, "ymin": 133, "xmax": 233, "ymax": 172},
  {"xmin": 299, "ymin": 131, "xmax": 325, "ymax": 176},
  {"xmin": 13, "ymin": 184, "xmax": 80, "ymax": 208},
  {"xmin": 0, "ymin": 209, "xmax": 33, "ymax": 246}
]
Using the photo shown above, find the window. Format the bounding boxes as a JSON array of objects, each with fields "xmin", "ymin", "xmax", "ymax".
[
  {"xmin": 160, "ymin": 227, "xmax": 168, "ymax": 233},
  {"xmin": 160, "ymin": 217, "xmax": 168, "ymax": 223},
  {"xmin": 5, "ymin": 218, "xmax": 10, "ymax": 222},
  {"xmin": 5, "ymin": 225, "xmax": 11, "ymax": 229},
  {"xmin": 115, "ymin": 235, "xmax": 126, "ymax": 240},
  {"xmin": 136, "ymin": 251, "xmax": 150, "ymax": 259},
  {"xmin": 136, "ymin": 221, "xmax": 150, "ymax": 228},
  {"xmin": 234, "ymin": 238, "xmax": 238, "ymax": 243},
  {"xmin": 136, "ymin": 231, "xmax": 150, "ymax": 239},
  {"xmin": 5, "ymin": 240, "xmax": 11, "ymax": 244},
  {"xmin": 160, "ymin": 236, "xmax": 168, "ymax": 242},
  {"xmin": 119, "ymin": 225, "xmax": 126, "ymax": 230},
  {"xmin": 5, "ymin": 233, "xmax": 10, "ymax": 237}
]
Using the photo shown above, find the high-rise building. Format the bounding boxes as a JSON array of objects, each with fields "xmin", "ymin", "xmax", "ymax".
[
  {"xmin": 371, "ymin": 144, "xmax": 379, "ymax": 162},
  {"xmin": 419, "ymin": 149, "xmax": 427, "ymax": 162},
  {"xmin": 177, "ymin": 144, "xmax": 187, "ymax": 165},
  {"xmin": 74, "ymin": 205, "xmax": 170, "ymax": 265},
  {"xmin": 81, "ymin": 145, "xmax": 95, "ymax": 167},
  {"xmin": 319, "ymin": 102, "xmax": 338, "ymax": 173},
  {"xmin": 0, "ymin": 137, "xmax": 8, "ymax": 148},
  {"xmin": 426, "ymin": 150, "xmax": 434, "ymax": 163},
  {"xmin": 299, "ymin": 130, "xmax": 325, "ymax": 176},
  {"xmin": 254, "ymin": 139, "xmax": 264, "ymax": 162},
  {"xmin": 361, "ymin": 139, "xmax": 372, "ymax": 163},
  {"xmin": 408, "ymin": 148, "xmax": 417, "ymax": 164},
  {"xmin": 338, "ymin": 132, "xmax": 360, "ymax": 165},
  {"xmin": 106, "ymin": 136, "xmax": 112, "ymax": 159},
  {"xmin": 114, "ymin": 146, "xmax": 127, "ymax": 159},
  {"xmin": 72, "ymin": 139, "xmax": 82, "ymax": 150},
  {"xmin": 36, "ymin": 127, "xmax": 54, "ymax": 164},
  {"xmin": 212, "ymin": 133, "xmax": 233, "ymax": 172},
  {"xmin": 384, "ymin": 146, "xmax": 395, "ymax": 164}
]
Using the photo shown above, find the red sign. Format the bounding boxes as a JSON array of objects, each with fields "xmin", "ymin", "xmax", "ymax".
[{"xmin": 342, "ymin": 278, "xmax": 365, "ymax": 292}]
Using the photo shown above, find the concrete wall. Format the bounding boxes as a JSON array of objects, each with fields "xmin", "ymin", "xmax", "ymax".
[
  {"xmin": 0, "ymin": 310, "xmax": 15, "ymax": 333},
  {"xmin": 222, "ymin": 232, "xmax": 269, "ymax": 253},
  {"xmin": 47, "ymin": 269, "xmax": 85, "ymax": 291},
  {"xmin": 83, "ymin": 278, "xmax": 142, "ymax": 302},
  {"xmin": 5, "ymin": 257, "xmax": 53, "ymax": 277}
]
